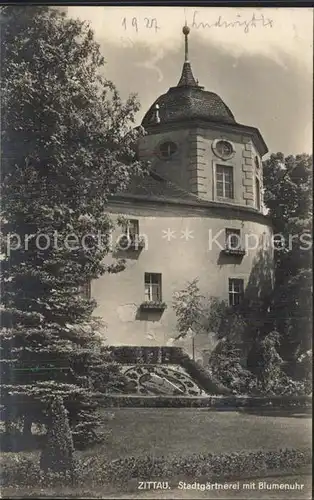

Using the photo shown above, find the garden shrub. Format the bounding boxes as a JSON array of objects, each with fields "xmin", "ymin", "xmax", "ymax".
[
  {"xmin": 209, "ymin": 334, "xmax": 311, "ymax": 397},
  {"xmin": 209, "ymin": 339, "xmax": 256, "ymax": 394},
  {"xmin": 39, "ymin": 397, "xmax": 76, "ymax": 481},
  {"xmin": 268, "ymin": 372, "xmax": 312, "ymax": 396},
  {"xmin": 247, "ymin": 333, "xmax": 312, "ymax": 397},
  {"xmin": 247, "ymin": 331, "xmax": 283, "ymax": 393},
  {"xmin": 295, "ymin": 350, "xmax": 312, "ymax": 381},
  {"xmin": 0, "ymin": 452, "xmax": 41, "ymax": 487},
  {"xmin": 79, "ymin": 447, "xmax": 312, "ymax": 486},
  {"xmin": 1, "ymin": 447, "xmax": 311, "ymax": 488}
]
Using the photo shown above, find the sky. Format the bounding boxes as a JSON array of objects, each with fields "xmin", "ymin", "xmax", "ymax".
[{"xmin": 67, "ymin": 6, "xmax": 313, "ymax": 156}]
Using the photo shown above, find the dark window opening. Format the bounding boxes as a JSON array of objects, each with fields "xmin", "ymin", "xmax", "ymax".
[
  {"xmin": 226, "ymin": 228, "xmax": 241, "ymax": 249},
  {"xmin": 256, "ymin": 177, "xmax": 261, "ymax": 210},
  {"xmin": 144, "ymin": 273, "xmax": 162, "ymax": 302},
  {"xmin": 228, "ymin": 278, "xmax": 244, "ymax": 306},
  {"xmin": 159, "ymin": 141, "xmax": 177, "ymax": 159},
  {"xmin": 124, "ymin": 219, "xmax": 139, "ymax": 237}
]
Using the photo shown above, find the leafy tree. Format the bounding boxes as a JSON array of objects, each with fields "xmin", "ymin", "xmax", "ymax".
[
  {"xmin": 247, "ymin": 331, "xmax": 283, "ymax": 393},
  {"xmin": 172, "ymin": 282, "xmax": 232, "ymax": 394},
  {"xmin": 0, "ymin": 5, "xmax": 144, "ymax": 445},
  {"xmin": 209, "ymin": 339, "xmax": 256, "ymax": 394},
  {"xmin": 191, "ymin": 296, "xmax": 253, "ymax": 394},
  {"xmin": 263, "ymin": 153, "xmax": 312, "ymax": 374},
  {"xmin": 202, "ymin": 297, "xmax": 228, "ymax": 336},
  {"xmin": 40, "ymin": 396, "xmax": 75, "ymax": 480},
  {"xmin": 172, "ymin": 278, "xmax": 204, "ymax": 340}
]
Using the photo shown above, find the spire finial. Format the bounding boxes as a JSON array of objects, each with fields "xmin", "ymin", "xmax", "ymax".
[
  {"xmin": 177, "ymin": 24, "xmax": 201, "ymax": 88},
  {"xmin": 182, "ymin": 24, "xmax": 190, "ymax": 63}
]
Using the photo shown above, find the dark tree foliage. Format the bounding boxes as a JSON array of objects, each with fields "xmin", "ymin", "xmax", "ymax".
[
  {"xmin": 0, "ymin": 6, "xmax": 145, "ymax": 445},
  {"xmin": 262, "ymin": 153, "xmax": 312, "ymax": 374},
  {"xmin": 40, "ymin": 396, "xmax": 75, "ymax": 478},
  {"xmin": 209, "ymin": 339, "xmax": 255, "ymax": 395}
]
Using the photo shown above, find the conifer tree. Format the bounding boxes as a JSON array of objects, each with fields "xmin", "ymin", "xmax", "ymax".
[
  {"xmin": 40, "ymin": 396, "xmax": 75, "ymax": 478},
  {"xmin": 0, "ymin": 5, "xmax": 144, "ymax": 445}
]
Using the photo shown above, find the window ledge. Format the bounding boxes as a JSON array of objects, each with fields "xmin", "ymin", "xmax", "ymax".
[
  {"xmin": 140, "ymin": 301, "xmax": 167, "ymax": 311},
  {"xmin": 223, "ymin": 248, "xmax": 246, "ymax": 256},
  {"xmin": 216, "ymin": 196, "xmax": 235, "ymax": 202}
]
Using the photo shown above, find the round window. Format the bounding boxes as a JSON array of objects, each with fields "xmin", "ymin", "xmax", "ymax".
[
  {"xmin": 214, "ymin": 140, "xmax": 234, "ymax": 160},
  {"xmin": 159, "ymin": 141, "xmax": 177, "ymax": 159}
]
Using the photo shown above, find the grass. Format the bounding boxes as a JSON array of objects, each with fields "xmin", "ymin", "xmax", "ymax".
[
  {"xmin": 2, "ymin": 408, "xmax": 311, "ymax": 498},
  {"xmin": 81, "ymin": 408, "xmax": 312, "ymax": 461},
  {"xmin": 2, "ymin": 408, "xmax": 311, "ymax": 462}
]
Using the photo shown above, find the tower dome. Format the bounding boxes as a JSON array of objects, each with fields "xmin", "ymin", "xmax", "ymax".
[{"xmin": 142, "ymin": 26, "xmax": 236, "ymax": 127}]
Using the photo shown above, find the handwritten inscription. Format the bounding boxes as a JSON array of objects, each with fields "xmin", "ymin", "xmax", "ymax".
[
  {"xmin": 120, "ymin": 11, "xmax": 273, "ymax": 36},
  {"xmin": 120, "ymin": 10, "xmax": 273, "ymax": 37},
  {"xmin": 191, "ymin": 11, "xmax": 274, "ymax": 34},
  {"xmin": 122, "ymin": 16, "xmax": 160, "ymax": 33}
]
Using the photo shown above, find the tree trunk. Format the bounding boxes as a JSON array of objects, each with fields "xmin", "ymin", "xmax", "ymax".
[
  {"xmin": 23, "ymin": 415, "xmax": 32, "ymax": 438},
  {"xmin": 5, "ymin": 420, "xmax": 14, "ymax": 434}
]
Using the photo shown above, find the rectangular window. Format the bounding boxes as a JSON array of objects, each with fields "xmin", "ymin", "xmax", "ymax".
[
  {"xmin": 216, "ymin": 165, "xmax": 234, "ymax": 199},
  {"xmin": 124, "ymin": 219, "xmax": 139, "ymax": 238},
  {"xmin": 228, "ymin": 278, "xmax": 244, "ymax": 306},
  {"xmin": 255, "ymin": 177, "xmax": 260, "ymax": 210},
  {"xmin": 145, "ymin": 273, "xmax": 162, "ymax": 302},
  {"xmin": 225, "ymin": 228, "xmax": 241, "ymax": 249}
]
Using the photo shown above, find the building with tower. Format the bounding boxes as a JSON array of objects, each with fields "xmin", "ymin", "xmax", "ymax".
[{"xmin": 92, "ymin": 26, "xmax": 274, "ymax": 363}]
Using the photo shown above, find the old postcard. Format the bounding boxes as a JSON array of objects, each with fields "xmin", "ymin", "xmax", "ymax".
[{"xmin": 0, "ymin": 3, "xmax": 312, "ymax": 499}]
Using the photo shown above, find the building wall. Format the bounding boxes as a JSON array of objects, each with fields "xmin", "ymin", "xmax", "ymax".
[
  {"xmin": 139, "ymin": 129, "xmax": 191, "ymax": 192},
  {"xmin": 138, "ymin": 125, "xmax": 264, "ymax": 210},
  {"xmin": 92, "ymin": 202, "xmax": 273, "ymax": 362}
]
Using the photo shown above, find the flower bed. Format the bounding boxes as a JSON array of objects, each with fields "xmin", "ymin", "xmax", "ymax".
[{"xmin": 139, "ymin": 301, "xmax": 167, "ymax": 311}]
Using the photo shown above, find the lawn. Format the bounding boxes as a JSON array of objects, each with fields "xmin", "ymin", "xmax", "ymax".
[
  {"xmin": 1, "ymin": 409, "xmax": 311, "ymax": 498},
  {"xmin": 81, "ymin": 408, "xmax": 312, "ymax": 461}
]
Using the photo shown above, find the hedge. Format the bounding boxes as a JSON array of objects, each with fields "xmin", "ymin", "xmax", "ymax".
[
  {"xmin": 92, "ymin": 448, "xmax": 312, "ymax": 485},
  {"xmin": 109, "ymin": 346, "xmax": 181, "ymax": 364},
  {"xmin": 95, "ymin": 394, "xmax": 312, "ymax": 409},
  {"xmin": 1, "ymin": 447, "xmax": 311, "ymax": 488}
]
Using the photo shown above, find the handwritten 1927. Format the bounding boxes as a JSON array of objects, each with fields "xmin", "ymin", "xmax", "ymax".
[{"xmin": 122, "ymin": 16, "xmax": 160, "ymax": 33}]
